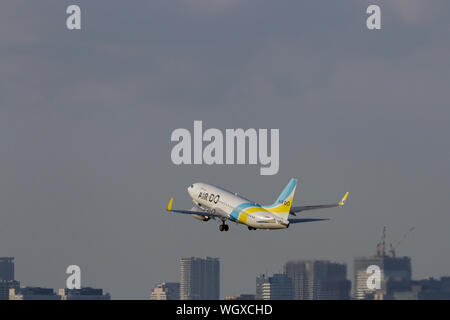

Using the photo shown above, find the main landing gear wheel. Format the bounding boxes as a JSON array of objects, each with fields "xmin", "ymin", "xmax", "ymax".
[
  {"xmin": 248, "ymin": 227, "xmax": 256, "ymax": 230},
  {"xmin": 219, "ymin": 223, "xmax": 229, "ymax": 232}
]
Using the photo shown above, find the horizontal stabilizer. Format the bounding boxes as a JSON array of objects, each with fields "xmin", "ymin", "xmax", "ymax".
[
  {"xmin": 288, "ymin": 218, "xmax": 329, "ymax": 224},
  {"xmin": 290, "ymin": 192, "xmax": 349, "ymax": 215}
]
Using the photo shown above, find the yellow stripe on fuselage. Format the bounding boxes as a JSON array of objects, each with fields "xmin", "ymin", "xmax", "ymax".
[
  {"xmin": 263, "ymin": 195, "xmax": 294, "ymax": 214},
  {"xmin": 236, "ymin": 194, "xmax": 293, "ymax": 224},
  {"xmin": 238, "ymin": 212, "xmax": 249, "ymax": 224},
  {"xmin": 237, "ymin": 206, "xmax": 263, "ymax": 224}
]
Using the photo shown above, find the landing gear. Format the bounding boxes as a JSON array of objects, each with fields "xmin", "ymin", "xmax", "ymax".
[
  {"xmin": 219, "ymin": 223, "xmax": 229, "ymax": 232},
  {"xmin": 248, "ymin": 226, "xmax": 256, "ymax": 231}
]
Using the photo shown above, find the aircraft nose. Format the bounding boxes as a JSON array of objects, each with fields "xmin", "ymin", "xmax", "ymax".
[{"xmin": 187, "ymin": 184, "xmax": 195, "ymax": 195}]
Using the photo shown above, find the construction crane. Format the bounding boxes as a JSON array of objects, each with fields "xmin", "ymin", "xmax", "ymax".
[
  {"xmin": 376, "ymin": 226, "xmax": 387, "ymax": 257},
  {"xmin": 389, "ymin": 227, "xmax": 415, "ymax": 257}
]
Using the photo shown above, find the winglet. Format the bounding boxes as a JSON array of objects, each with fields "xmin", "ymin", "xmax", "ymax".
[
  {"xmin": 166, "ymin": 197, "xmax": 174, "ymax": 211},
  {"xmin": 339, "ymin": 192, "xmax": 349, "ymax": 206}
]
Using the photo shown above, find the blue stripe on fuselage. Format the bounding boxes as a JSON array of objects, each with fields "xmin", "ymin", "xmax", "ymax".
[{"xmin": 229, "ymin": 202, "xmax": 256, "ymax": 222}]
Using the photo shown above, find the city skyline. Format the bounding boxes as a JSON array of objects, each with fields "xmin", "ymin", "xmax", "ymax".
[{"xmin": 3, "ymin": 250, "xmax": 450, "ymax": 300}]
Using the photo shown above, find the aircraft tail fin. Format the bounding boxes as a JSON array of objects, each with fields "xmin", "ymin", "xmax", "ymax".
[{"xmin": 262, "ymin": 178, "xmax": 297, "ymax": 221}]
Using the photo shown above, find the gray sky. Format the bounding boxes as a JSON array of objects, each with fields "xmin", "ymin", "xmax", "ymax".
[{"xmin": 1, "ymin": 0, "xmax": 449, "ymax": 299}]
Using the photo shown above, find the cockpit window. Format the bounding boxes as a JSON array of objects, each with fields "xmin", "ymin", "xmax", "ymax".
[{"xmin": 190, "ymin": 185, "xmax": 194, "ymax": 188}]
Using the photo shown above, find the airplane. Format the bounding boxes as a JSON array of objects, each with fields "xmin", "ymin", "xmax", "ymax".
[{"xmin": 166, "ymin": 178, "xmax": 348, "ymax": 232}]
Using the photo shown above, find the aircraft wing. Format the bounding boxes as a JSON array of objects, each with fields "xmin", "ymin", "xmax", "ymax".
[
  {"xmin": 290, "ymin": 192, "xmax": 349, "ymax": 216},
  {"xmin": 288, "ymin": 218, "xmax": 330, "ymax": 224},
  {"xmin": 166, "ymin": 198, "xmax": 223, "ymax": 218}
]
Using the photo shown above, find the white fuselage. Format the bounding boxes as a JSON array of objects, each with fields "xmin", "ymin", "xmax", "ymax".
[{"xmin": 187, "ymin": 183, "xmax": 288, "ymax": 229}]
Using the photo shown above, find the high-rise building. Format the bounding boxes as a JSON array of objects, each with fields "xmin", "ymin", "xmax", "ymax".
[
  {"xmin": 312, "ymin": 261, "xmax": 351, "ymax": 300},
  {"xmin": 9, "ymin": 287, "xmax": 61, "ymax": 300},
  {"xmin": 256, "ymin": 274, "xmax": 293, "ymax": 300},
  {"xmin": 58, "ymin": 287, "xmax": 111, "ymax": 300},
  {"xmin": 150, "ymin": 282, "xmax": 180, "ymax": 300},
  {"xmin": 283, "ymin": 261, "xmax": 311, "ymax": 299},
  {"xmin": 0, "ymin": 257, "xmax": 20, "ymax": 300},
  {"xmin": 354, "ymin": 255, "xmax": 384, "ymax": 300},
  {"xmin": 180, "ymin": 257, "xmax": 220, "ymax": 300},
  {"xmin": 0, "ymin": 257, "xmax": 14, "ymax": 281},
  {"xmin": 283, "ymin": 260, "xmax": 351, "ymax": 300},
  {"xmin": 354, "ymin": 255, "xmax": 412, "ymax": 300},
  {"xmin": 256, "ymin": 274, "xmax": 269, "ymax": 300}
]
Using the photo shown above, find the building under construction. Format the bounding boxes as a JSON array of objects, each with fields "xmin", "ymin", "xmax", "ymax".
[{"xmin": 353, "ymin": 227, "xmax": 414, "ymax": 299}]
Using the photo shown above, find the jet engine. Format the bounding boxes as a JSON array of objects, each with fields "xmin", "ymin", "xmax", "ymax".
[
  {"xmin": 192, "ymin": 214, "xmax": 211, "ymax": 222},
  {"xmin": 190, "ymin": 206, "xmax": 211, "ymax": 221}
]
